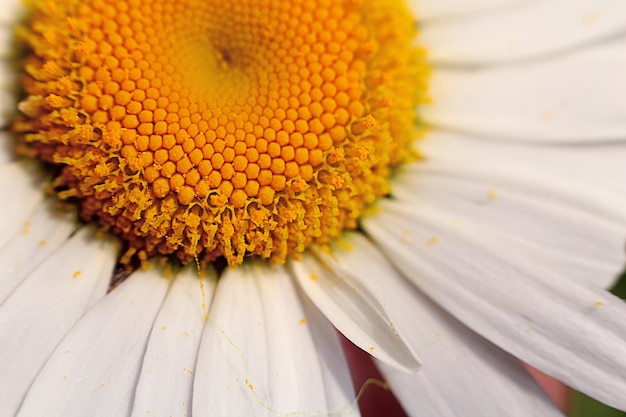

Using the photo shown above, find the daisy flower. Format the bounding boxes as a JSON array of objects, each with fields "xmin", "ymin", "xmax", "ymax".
[{"xmin": 1, "ymin": 0, "xmax": 626, "ymax": 416}]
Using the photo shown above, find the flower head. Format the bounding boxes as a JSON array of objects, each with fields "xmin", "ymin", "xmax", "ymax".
[{"xmin": 13, "ymin": 0, "xmax": 428, "ymax": 265}]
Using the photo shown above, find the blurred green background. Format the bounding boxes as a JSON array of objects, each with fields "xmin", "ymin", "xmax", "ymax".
[{"xmin": 568, "ymin": 271, "xmax": 626, "ymax": 417}]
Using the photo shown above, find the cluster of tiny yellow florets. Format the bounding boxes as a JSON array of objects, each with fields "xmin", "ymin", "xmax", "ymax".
[{"xmin": 13, "ymin": 0, "xmax": 428, "ymax": 265}]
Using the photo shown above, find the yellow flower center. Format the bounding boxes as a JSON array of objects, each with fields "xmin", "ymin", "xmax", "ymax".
[{"xmin": 13, "ymin": 0, "xmax": 428, "ymax": 265}]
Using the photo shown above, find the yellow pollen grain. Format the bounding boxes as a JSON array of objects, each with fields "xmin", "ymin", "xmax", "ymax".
[
  {"xmin": 541, "ymin": 110, "xmax": 554, "ymax": 122},
  {"xmin": 14, "ymin": 0, "xmax": 428, "ymax": 266},
  {"xmin": 583, "ymin": 10, "xmax": 599, "ymax": 26}
]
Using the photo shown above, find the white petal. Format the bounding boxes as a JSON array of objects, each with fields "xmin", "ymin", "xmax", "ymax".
[
  {"xmin": 0, "ymin": 93, "xmax": 14, "ymax": 132},
  {"xmin": 130, "ymin": 266, "xmax": 216, "ymax": 417},
  {"xmin": 417, "ymin": 130, "xmax": 626, "ymax": 184},
  {"xmin": 298, "ymin": 291, "xmax": 361, "ymax": 415},
  {"xmin": 0, "ymin": 162, "xmax": 46, "ymax": 249},
  {"xmin": 0, "ymin": 227, "xmax": 117, "ymax": 416},
  {"xmin": 290, "ymin": 253, "xmax": 421, "ymax": 372},
  {"xmin": 420, "ymin": 0, "xmax": 626, "ymax": 65},
  {"xmin": 0, "ymin": 201, "xmax": 76, "ymax": 304},
  {"xmin": 422, "ymin": 36, "xmax": 626, "ymax": 143},
  {"xmin": 0, "ymin": 62, "xmax": 16, "ymax": 130},
  {"xmin": 0, "ymin": 1, "xmax": 26, "ymax": 127},
  {"xmin": 0, "ymin": 29, "xmax": 13, "ymax": 59},
  {"xmin": 17, "ymin": 267, "xmax": 171, "ymax": 417},
  {"xmin": 409, "ymin": 0, "xmax": 525, "ymax": 21},
  {"xmin": 331, "ymin": 232, "xmax": 564, "ymax": 417},
  {"xmin": 193, "ymin": 262, "xmax": 356, "ymax": 417},
  {"xmin": 363, "ymin": 200, "xmax": 626, "ymax": 411},
  {"xmin": 393, "ymin": 132, "xmax": 626, "ymax": 288},
  {"xmin": 0, "ymin": 59, "xmax": 17, "ymax": 130},
  {"xmin": 0, "ymin": 132, "xmax": 14, "ymax": 164},
  {"xmin": 0, "ymin": 0, "xmax": 23, "ymax": 26}
]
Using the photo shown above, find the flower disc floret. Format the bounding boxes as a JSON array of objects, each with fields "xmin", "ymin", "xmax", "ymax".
[{"xmin": 14, "ymin": 0, "xmax": 428, "ymax": 265}]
